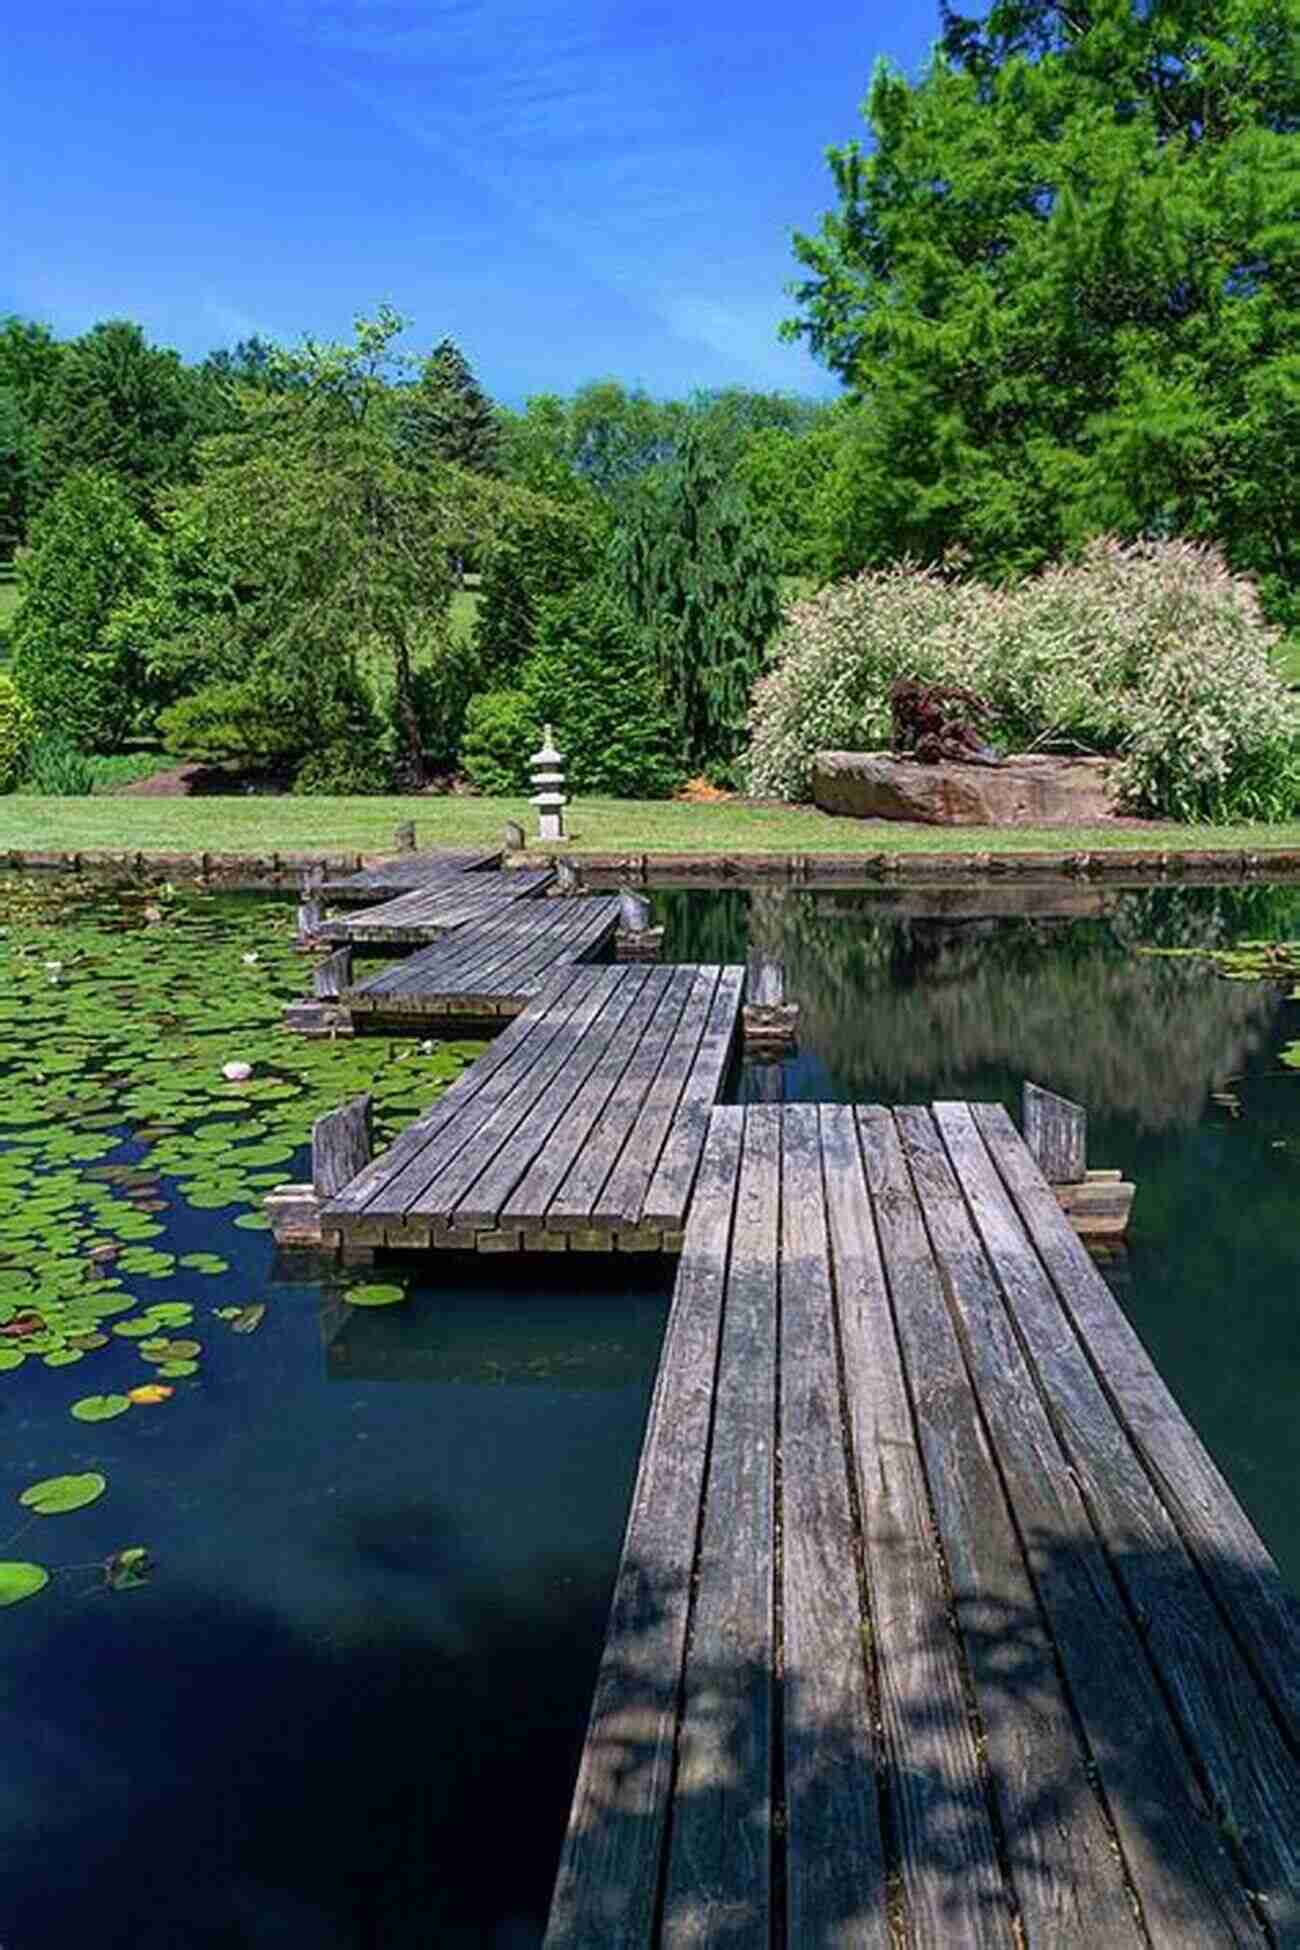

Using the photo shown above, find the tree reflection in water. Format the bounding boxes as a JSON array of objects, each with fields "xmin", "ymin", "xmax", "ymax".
[{"xmin": 659, "ymin": 881, "xmax": 1300, "ymax": 1130}]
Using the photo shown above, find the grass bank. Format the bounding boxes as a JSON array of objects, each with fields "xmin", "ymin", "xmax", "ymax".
[{"xmin": 5, "ymin": 795, "xmax": 1300, "ymax": 859}]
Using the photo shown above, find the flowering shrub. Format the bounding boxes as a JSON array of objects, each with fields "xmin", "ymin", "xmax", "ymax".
[{"xmin": 743, "ymin": 538, "xmax": 1300, "ymax": 820}]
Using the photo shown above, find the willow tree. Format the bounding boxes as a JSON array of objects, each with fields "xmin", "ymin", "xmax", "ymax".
[{"xmin": 610, "ymin": 430, "xmax": 783, "ymax": 772}]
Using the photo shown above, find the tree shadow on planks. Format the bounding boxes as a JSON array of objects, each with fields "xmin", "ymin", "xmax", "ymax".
[{"xmin": 556, "ymin": 1535, "xmax": 1300, "ymax": 1945}]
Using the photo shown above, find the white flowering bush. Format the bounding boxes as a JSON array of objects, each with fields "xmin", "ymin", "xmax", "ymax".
[{"xmin": 743, "ymin": 538, "xmax": 1300, "ymax": 820}]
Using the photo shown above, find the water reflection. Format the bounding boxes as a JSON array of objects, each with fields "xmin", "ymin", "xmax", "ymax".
[
  {"xmin": 324, "ymin": 1257, "xmax": 669, "ymax": 1387},
  {"xmin": 661, "ymin": 881, "xmax": 1300, "ymax": 1129}
]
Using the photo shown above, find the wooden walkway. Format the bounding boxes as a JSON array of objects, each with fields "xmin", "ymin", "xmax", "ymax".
[
  {"xmin": 546, "ymin": 1102, "xmax": 1300, "ymax": 1948},
  {"xmin": 319, "ymin": 865, "xmax": 555, "ymax": 943},
  {"xmin": 319, "ymin": 846, "xmax": 502, "ymax": 901},
  {"xmin": 320, "ymin": 964, "xmax": 745, "ymax": 1253},
  {"xmin": 341, "ymin": 894, "xmax": 624, "ymax": 1021}
]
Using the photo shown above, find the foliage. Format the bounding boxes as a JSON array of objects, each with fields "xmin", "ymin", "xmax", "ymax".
[
  {"xmin": 22, "ymin": 732, "xmax": 94, "ymax": 796},
  {"xmin": 472, "ymin": 488, "xmax": 612, "ymax": 681},
  {"xmin": 407, "ymin": 624, "xmax": 482, "ymax": 772},
  {"xmin": 31, "ymin": 319, "xmax": 218, "ymax": 518},
  {"xmin": 524, "ymin": 581, "xmax": 685, "ymax": 797},
  {"xmin": 745, "ymin": 536, "xmax": 1300, "ymax": 819},
  {"xmin": 611, "ymin": 429, "xmax": 785, "ymax": 769},
  {"xmin": 736, "ymin": 406, "xmax": 856, "ymax": 579},
  {"xmin": 0, "ymin": 672, "xmax": 32, "ymax": 790},
  {"xmin": 460, "ymin": 688, "xmax": 536, "ymax": 795},
  {"xmin": 143, "ymin": 312, "xmax": 502, "ymax": 782},
  {"xmin": 293, "ymin": 736, "xmax": 394, "ymax": 796},
  {"xmin": 9, "ymin": 469, "xmax": 159, "ymax": 749},
  {"xmin": 782, "ymin": 0, "xmax": 1300, "ymax": 628},
  {"xmin": 0, "ymin": 318, "xmax": 62, "ymax": 551},
  {"xmin": 396, "ymin": 338, "xmax": 501, "ymax": 476}
]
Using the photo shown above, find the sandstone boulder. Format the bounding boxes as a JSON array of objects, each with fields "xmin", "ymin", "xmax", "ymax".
[{"xmin": 811, "ymin": 751, "xmax": 1120, "ymax": 826}]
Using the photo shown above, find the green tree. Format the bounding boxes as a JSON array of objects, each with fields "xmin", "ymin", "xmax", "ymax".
[
  {"xmin": 611, "ymin": 429, "xmax": 784, "ymax": 772},
  {"xmin": 782, "ymin": 0, "xmax": 1300, "ymax": 621},
  {"xmin": 149, "ymin": 309, "xmax": 501, "ymax": 784},
  {"xmin": 524, "ymin": 580, "xmax": 684, "ymax": 796},
  {"xmin": 0, "ymin": 318, "xmax": 63, "ymax": 550},
  {"xmin": 472, "ymin": 489, "xmax": 613, "ymax": 681},
  {"xmin": 32, "ymin": 319, "xmax": 217, "ymax": 518},
  {"xmin": 397, "ymin": 338, "xmax": 501, "ymax": 476},
  {"xmin": 10, "ymin": 469, "xmax": 158, "ymax": 749}
]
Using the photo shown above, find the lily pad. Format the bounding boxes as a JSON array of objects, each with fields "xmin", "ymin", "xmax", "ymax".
[
  {"xmin": 229, "ymin": 1304, "xmax": 266, "ymax": 1335},
  {"xmin": 178, "ymin": 1252, "xmax": 228, "ymax": 1274},
  {"xmin": 344, "ymin": 1283, "xmax": 407, "ymax": 1308},
  {"xmin": 70, "ymin": 1394, "xmax": 132, "ymax": 1422},
  {"xmin": 127, "ymin": 1383, "xmax": 174, "ymax": 1404},
  {"xmin": 19, "ymin": 1471, "xmax": 107, "ymax": 1514},
  {"xmin": 0, "ymin": 1561, "xmax": 49, "ymax": 1606}
]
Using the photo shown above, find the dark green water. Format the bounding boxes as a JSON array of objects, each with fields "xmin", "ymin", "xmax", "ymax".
[{"xmin": 2, "ymin": 877, "xmax": 1298, "ymax": 1947}]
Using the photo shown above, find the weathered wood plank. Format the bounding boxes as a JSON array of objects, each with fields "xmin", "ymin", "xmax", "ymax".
[
  {"xmin": 902, "ymin": 1105, "xmax": 1264, "ymax": 1945},
  {"xmin": 543, "ymin": 1108, "xmax": 745, "ymax": 1950},
  {"xmin": 503, "ymin": 969, "xmax": 682, "ymax": 1231},
  {"xmin": 375, "ymin": 968, "xmax": 614, "ymax": 1221},
  {"xmin": 973, "ymin": 1105, "xmax": 1300, "ymax": 1784},
  {"xmin": 660, "ymin": 1105, "xmax": 780, "ymax": 1948},
  {"xmin": 593, "ymin": 968, "xmax": 721, "ymax": 1228},
  {"xmin": 451, "ymin": 968, "xmax": 656, "ymax": 1228},
  {"xmin": 932, "ymin": 1100, "xmax": 1300, "ymax": 1934},
  {"xmin": 312, "ymin": 1093, "xmax": 372, "ymax": 1198},
  {"xmin": 849, "ymin": 1106, "xmax": 1017, "ymax": 1946},
  {"xmin": 779, "ymin": 1105, "xmax": 890, "ymax": 1949},
  {"xmin": 640, "ymin": 968, "xmax": 745, "ymax": 1230},
  {"xmin": 545, "ymin": 966, "xmax": 699, "ymax": 1230},
  {"xmin": 1022, "ymin": 1081, "xmax": 1087, "ymax": 1184},
  {"xmin": 321, "ymin": 975, "xmax": 587, "ymax": 1219}
]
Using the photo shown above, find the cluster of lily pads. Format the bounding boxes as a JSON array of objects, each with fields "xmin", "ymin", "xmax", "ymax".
[{"xmin": 0, "ymin": 874, "xmax": 485, "ymax": 1606}]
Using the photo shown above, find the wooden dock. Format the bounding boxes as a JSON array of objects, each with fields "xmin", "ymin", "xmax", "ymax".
[
  {"xmin": 319, "ymin": 964, "xmax": 745, "ymax": 1253},
  {"xmin": 341, "ymin": 894, "xmax": 625, "ymax": 1021},
  {"xmin": 319, "ymin": 865, "xmax": 556, "ymax": 944},
  {"xmin": 318, "ymin": 845, "xmax": 503, "ymax": 901},
  {"xmin": 546, "ymin": 1101, "xmax": 1300, "ymax": 1948}
]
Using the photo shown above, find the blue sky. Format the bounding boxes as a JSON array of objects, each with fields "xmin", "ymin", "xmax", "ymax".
[{"xmin": 4, "ymin": 0, "xmax": 942, "ymax": 406}]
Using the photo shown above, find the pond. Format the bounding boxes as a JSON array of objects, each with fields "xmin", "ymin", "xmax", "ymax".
[{"xmin": 2, "ymin": 874, "xmax": 1298, "ymax": 1947}]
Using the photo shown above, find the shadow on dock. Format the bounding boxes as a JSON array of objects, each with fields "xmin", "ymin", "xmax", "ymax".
[{"xmin": 551, "ymin": 1531, "xmax": 1299, "ymax": 1945}]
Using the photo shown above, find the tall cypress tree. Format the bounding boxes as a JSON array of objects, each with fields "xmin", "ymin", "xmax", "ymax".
[
  {"xmin": 399, "ymin": 339, "xmax": 501, "ymax": 476},
  {"xmin": 610, "ymin": 430, "xmax": 784, "ymax": 772}
]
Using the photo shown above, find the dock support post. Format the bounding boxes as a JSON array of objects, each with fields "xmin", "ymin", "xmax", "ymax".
[
  {"xmin": 312, "ymin": 1093, "xmax": 372, "ymax": 1198},
  {"xmin": 1022, "ymin": 1081, "xmax": 1087, "ymax": 1183},
  {"xmin": 743, "ymin": 952, "xmax": 799, "ymax": 1054},
  {"xmin": 555, "ymin": 856, "xmax": 580, "ymax": 895},
  {"xmin": 311, "ymin": 945, "xmax": 353, "ymax": 1000},
  {"xmin": 1022, "ymin": 1079, "xmax": 1135, "ymax": 1240},
  {"xmin": 615, "ymin": 888, "xmax": 665, "ymax": 961}
]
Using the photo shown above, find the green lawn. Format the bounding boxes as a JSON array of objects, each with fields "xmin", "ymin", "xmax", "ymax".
[{"xmin": 5, "ymin": 794, "xmax": 1300, "ymax": 858}]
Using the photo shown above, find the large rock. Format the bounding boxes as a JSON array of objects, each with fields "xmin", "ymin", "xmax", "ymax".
[{"xmin": 811, "ymin": 751, "xmax": 1120, "ymax": 826}]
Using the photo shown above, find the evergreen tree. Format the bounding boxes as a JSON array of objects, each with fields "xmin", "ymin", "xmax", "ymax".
[
  {"xmin": 611, "ymin": 429, "xmax": 784, "ymax": 772},
  {"xmin": 399, "ymin": 338, "xmax": 501, "ymax": 476},
  {"xmin": 782, "ymin": 0, "xmax": 1300, "ymax": 625}
]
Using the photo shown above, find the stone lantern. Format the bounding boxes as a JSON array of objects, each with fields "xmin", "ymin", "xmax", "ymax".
[{"xmin": 530, "ymin": 723, "xmax": 567, "ymax": 844}]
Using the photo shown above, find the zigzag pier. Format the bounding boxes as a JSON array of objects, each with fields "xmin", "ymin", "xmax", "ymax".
[{"xmin": 269, "ymin": 846, "xmax": 1297, "ymax": 1944}]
